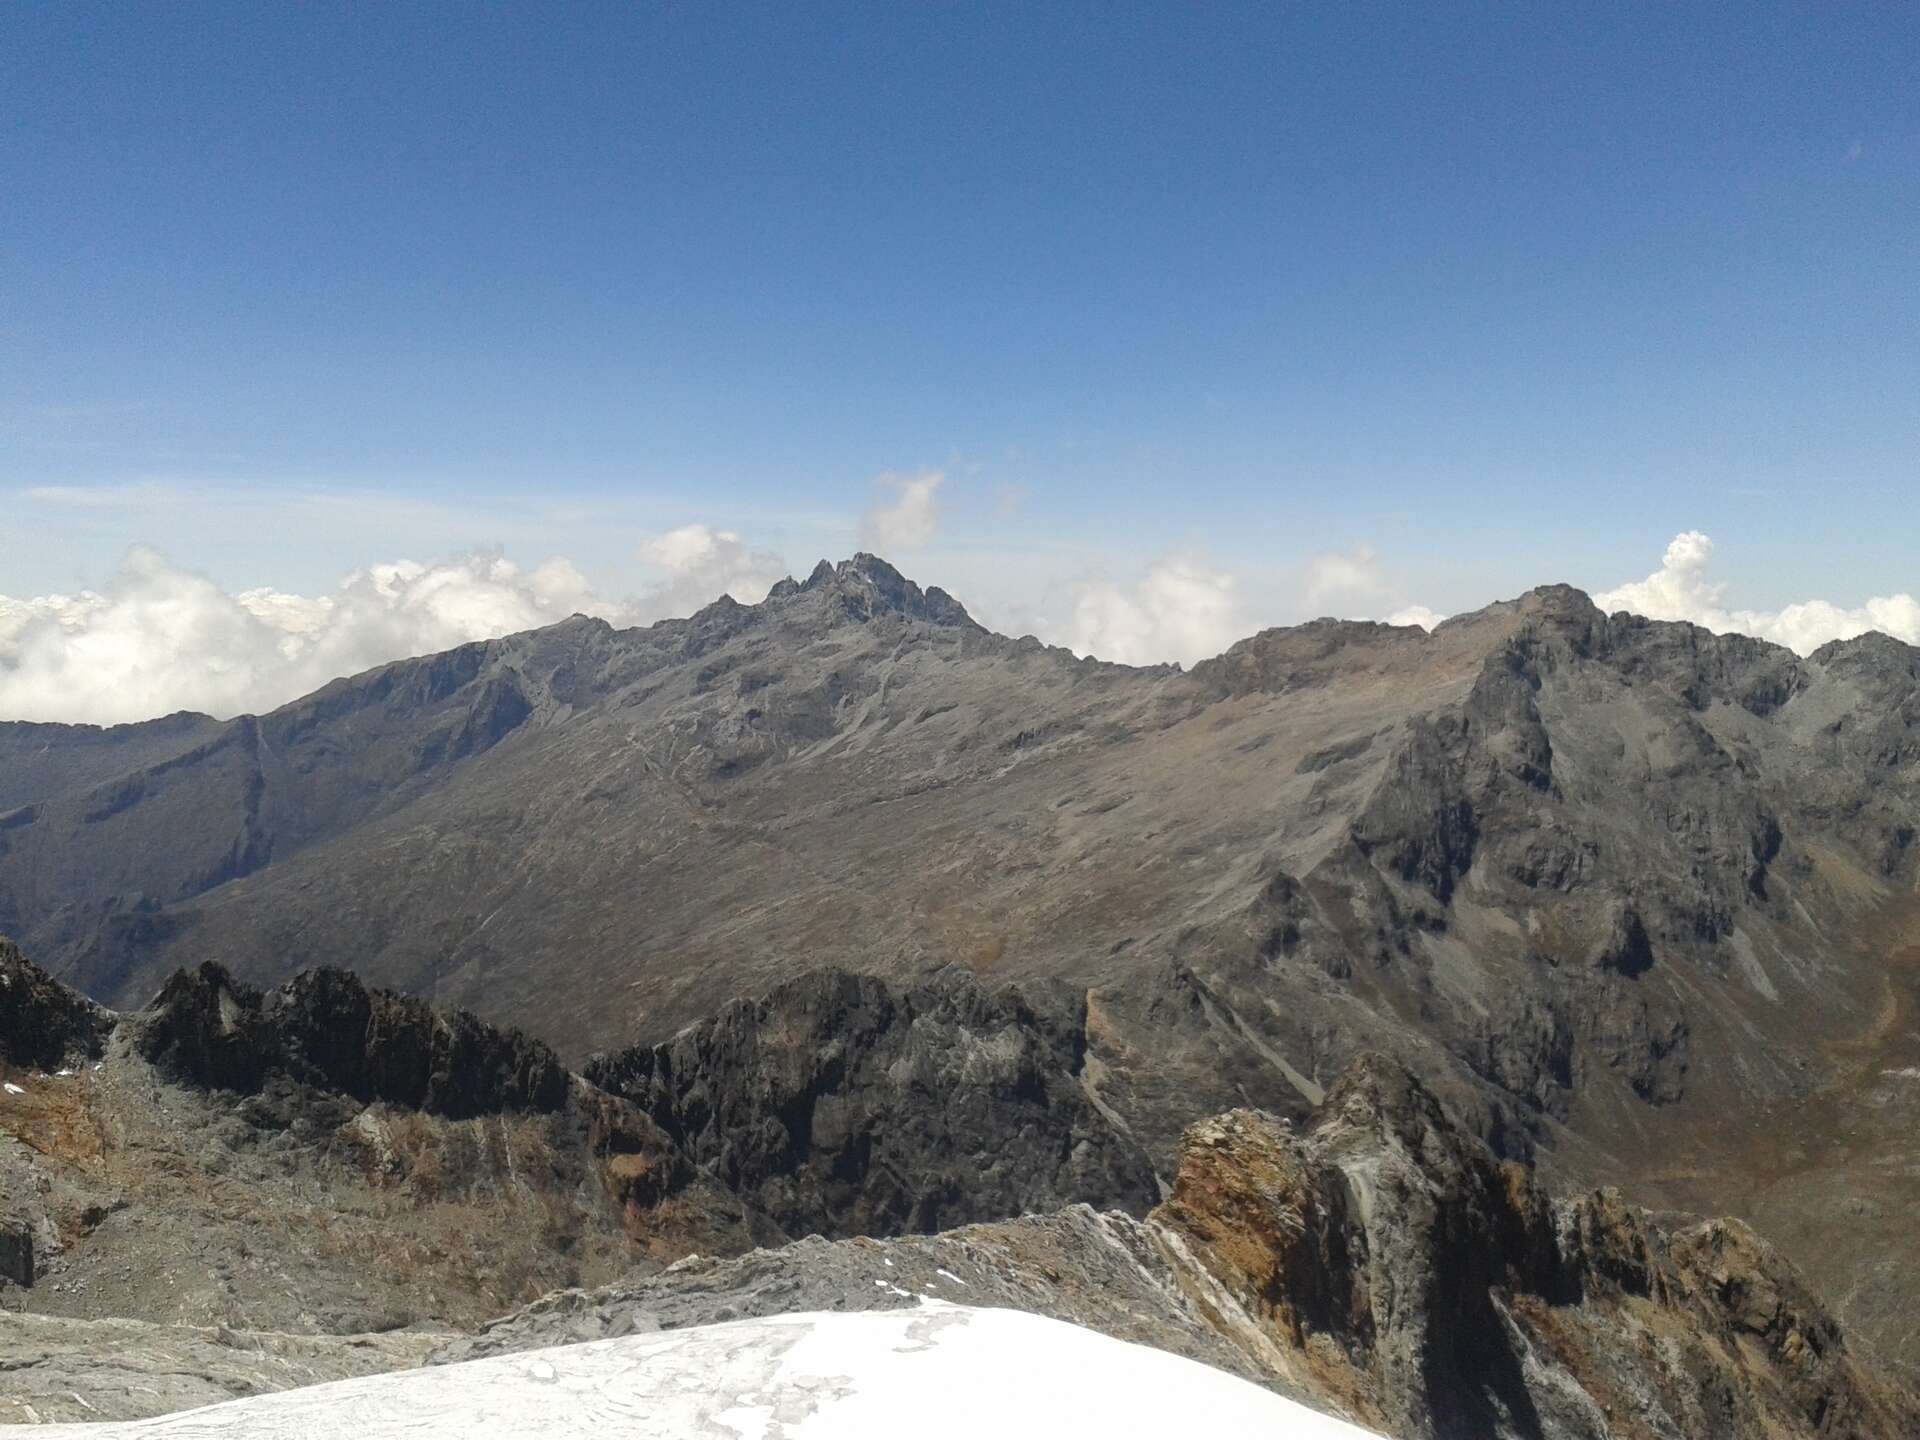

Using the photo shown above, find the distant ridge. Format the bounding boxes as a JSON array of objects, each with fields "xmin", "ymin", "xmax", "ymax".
[{"xmin": 1, "ymin": 558, "xmax": 1918, "ymax": 1377}]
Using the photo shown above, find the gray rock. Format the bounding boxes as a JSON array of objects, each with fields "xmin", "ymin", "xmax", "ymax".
[{"xmin": 583, "ymin": 966, "xmax": 1160, "ymax": 1238}]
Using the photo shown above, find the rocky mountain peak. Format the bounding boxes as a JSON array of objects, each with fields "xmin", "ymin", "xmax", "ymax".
[
  {"xmin": 763, "ymin": 553, "xmax": 980, "ymax": 630},
  {"xmin": 1812, "ymin": 628, "xmax": 1920, "ymax": 683},
  {"xmin": 1513, "ymin": 581, "xmax": 1602, "ymax": 617}
]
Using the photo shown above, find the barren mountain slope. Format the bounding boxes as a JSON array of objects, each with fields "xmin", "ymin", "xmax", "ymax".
[
  {"xmin": 0, "ymin": 938, "xmax": 1153, "ymax": 1344},
  {"xmin": 3, "ymin": 556, "xmax": 1918, "ymax": 1376}
]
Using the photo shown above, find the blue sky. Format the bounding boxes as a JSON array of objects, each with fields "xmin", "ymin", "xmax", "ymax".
[{"xmin": 2, "ymin": 4, "xmax": 1916, "ymax": 718}]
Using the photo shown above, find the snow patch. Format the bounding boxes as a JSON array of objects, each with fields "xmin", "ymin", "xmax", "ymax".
[{"xmin": 26, "ymin": 1303, "xmax": 1389, "ymax": 1438}]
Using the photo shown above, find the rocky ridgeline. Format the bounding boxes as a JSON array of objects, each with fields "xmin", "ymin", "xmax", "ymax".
[
  {"xmin": 454, "ymin": 1056, "xmax": 1919, "ymax": 1440},
  {"xmin": 1158, "ymin": 1060, "xmax": 1915, "ymax": 1439},
  {"xmin": 71, "ymin": 950, "xmax": 1161, "ymax": 1241},
  {"xmin": 4, "ymin": 935, "xmax": 1915, "ymax": 1435},
  {"xmin": 0, "ymin": 942, "xmax": 1159, "ymax": 1348},
  {"xmin": 129, "ymin": 962, "xmax": 571, "ymax": 1118}
]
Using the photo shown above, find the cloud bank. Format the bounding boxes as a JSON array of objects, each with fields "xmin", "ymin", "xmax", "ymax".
[
  {"xmin": 1593, "ymin": 531, "xmax": 1920, "ymax": 654},
  {"xmin": 1302, "ymin": 544, "xmax": 1394, "ymax": 616},
  {"xmin": 1384, "ymin": 604, "xmax": 1446, "ymax": 630},
  {"xmin": 1063, "ymin": 552, "xmax": 1247, "ymax": 667},
  {"xmin": 0, "ymin": 526, "xmax": 784, "ymax": 725},
  {"xmin": 860, "ymin": 471, "xmax": 943, "ymax": 551},
  {"xmin": 633, "ymin": 524, "xmax": 788, "ymax": 618},
  {"xmin": 5, "ymin": 519, "xmax": 1913, "ymax": 727}
]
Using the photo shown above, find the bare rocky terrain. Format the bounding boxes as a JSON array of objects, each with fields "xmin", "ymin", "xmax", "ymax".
[
  {"xmin": 0, "ymin": 939, "xmax": 1154, "ymax": 1339},
  {"xmin": 453, "ymin": 1058, "xmax": 1920, "ymax": 1439},
  {"xmin": 3, "ymin": 555, "xmax": 1919, "ymax": 1430},
  {"xmin": 7, "ymin": 939, "xmax": 1905, "ymax": 1436}
]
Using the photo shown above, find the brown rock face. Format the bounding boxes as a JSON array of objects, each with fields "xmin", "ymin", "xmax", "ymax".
[{"xmin": 1152, "ymin": 1056, "xmax": 1919, "ymax": 1440}]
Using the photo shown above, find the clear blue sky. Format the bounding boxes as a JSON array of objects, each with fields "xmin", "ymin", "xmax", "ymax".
[{"xmin": 3, "ymin": 3, "xmax": 1915, "ymax": 640}]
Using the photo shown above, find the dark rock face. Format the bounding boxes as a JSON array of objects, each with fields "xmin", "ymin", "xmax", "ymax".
[
  {"xmin": 0, "ymin": 1217, "xmax": 32, "ymax": 1287},
  {"xmin": 0, "ymin": 936, "xmax": 111, "ymax": 1070},
  {"xmin": 586, "ymin": 968, "xmax": 1158, "ymax": 1238},
  {"xmin": 1350, "ymin": 717, "xmax": 1481, "ymax": 904},
  {"xmin": 1155, "ymin": 1056, "xmax": 1919, "ymax": 1440},
  {"xmin": 130, "ymin": 962, "xmax": 569, "ymax": 1118}
]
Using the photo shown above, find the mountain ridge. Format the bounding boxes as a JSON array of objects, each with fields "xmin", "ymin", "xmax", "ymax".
[
  {"xmin": 4, "ymin": 935, "xmax": 1913, "ymax": 1437},
  {"xmin": 3, "ymin": 557, "xmax": 1919, "ymax": 1381}
]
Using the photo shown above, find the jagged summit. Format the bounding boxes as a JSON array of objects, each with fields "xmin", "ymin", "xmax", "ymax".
[{"xmin": 759, "ymin": 552, "xmax": 981, "ymax": 630}]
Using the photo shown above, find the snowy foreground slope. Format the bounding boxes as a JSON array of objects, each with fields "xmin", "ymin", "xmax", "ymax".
[{"xmin": 30, "ymin": 1302, "xmax": 1386, "ymax": 1439}]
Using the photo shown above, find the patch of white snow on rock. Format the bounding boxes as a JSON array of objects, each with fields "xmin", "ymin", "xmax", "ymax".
[{"xmin": 26, "ymin": 1302, "xmax": 1388, "ymax": 1438}]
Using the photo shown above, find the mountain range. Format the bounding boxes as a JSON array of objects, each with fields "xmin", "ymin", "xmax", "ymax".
[{"xmin": 3, "ymin": 553, "xmax": 1918, "ymax": 1427}]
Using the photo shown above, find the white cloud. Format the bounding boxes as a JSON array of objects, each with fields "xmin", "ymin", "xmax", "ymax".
[
  {"xmin": 635, "ymin": 524, "xmax": 786, "ymax": 615},
  {"xmin": 1302, "ymin": 545, "xmax": 1392, "ymax": 615},
  {"xmin": 0, "ymin": 527, "xmax": 787, "ymax": 725},
  {"xmin": 860, "ymin": 471, "xmax": 943, "ymax": 552},
  {"xmin": 1385, "ymin": 604, "xmax": 1446, "ymax": 631},
  {"xmin": 1594, "ymin": 531, "xmax": 1920, "ymax": 654},
  {"xmin": 1301, "ymin": 545, "xmax": 1444, "ymax": 629},
  {"xmin": 1062, "ymin": 551, "xmax": 1247, "ymax": 667}
]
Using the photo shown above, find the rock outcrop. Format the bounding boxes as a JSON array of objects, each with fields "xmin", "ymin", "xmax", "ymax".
[
  {"xmin": 584, "ymin": 967, "xmax": 1159, "ymax": 1237},
  {"xmin": 5, "ymin": 938, "xmax": 1914, "ymax": 1437},
  {"xmin": 444, "ymin": 1051, "xmax": 1920, "ymax": 1440},
  {"xmin": 128, "ymin": 962, "xmax": 570, "ymax": 1118},
  {"xmin": 0, "ymin": 936, "xmax": 110, "ymax": 1070},
  {"xmin": 1155, "ymin": 1057, "xmax": 1919, "ymax": 1440},
  {"xmin": 0, "ymin": 947, "xmax": 1160, "ymax": 1352},
  {"xmin": 0, "ymin": 1215, "xmax": 32, "ymax": 1287}
]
